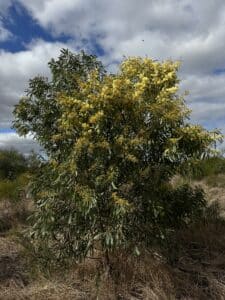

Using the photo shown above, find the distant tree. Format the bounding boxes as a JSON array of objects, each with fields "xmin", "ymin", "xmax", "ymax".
[
  {"xmin": 0, "ymin": 148, "xmax": 27, "ymax": 180},
  {"xmin": 0, "ymin": 148, "xmax": 30, "ymax": 203},
  {"xmin": 13, "ymin": 50, "xmax": 222, "ymax": 264}
]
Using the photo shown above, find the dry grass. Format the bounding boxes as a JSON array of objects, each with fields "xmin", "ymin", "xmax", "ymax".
[
  {"xmin": 1, "ymin": 177, "xmax": 225, "ymax": 299},
  {"xmin": 168, "ymin": 217, "xmax": 225, "ymax": 299},
  {"xmin": 0, "ymin": 198, "xmax": 32, "ymax": 234},
  {"xmin": 0, "ymin": 249, "xmax": 175, "ymax": 300},
  {"xmin": 107, "ymin": 251, "xmax": 175, "ymax": 299},
  {"xmin": 0, "ymin": 281, "xmax": 88, "ymax": 300},
  {"xmin": 3, "ymin": 220, "xmax": 225, "ymax": 300},
  {"xmin": 191, "ymin": 177, "xmax": 225, "ymax": 218}
]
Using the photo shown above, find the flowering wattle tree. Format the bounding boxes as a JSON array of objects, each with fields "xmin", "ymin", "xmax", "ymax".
[{"xmin": 13, "ymin": 50, "xmax": 221, "ymax": 263}]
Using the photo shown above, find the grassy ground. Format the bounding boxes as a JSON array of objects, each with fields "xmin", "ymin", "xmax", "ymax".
[{"xmin": 1, "ymin": 175, "xmax": 225, "ymax": 299}]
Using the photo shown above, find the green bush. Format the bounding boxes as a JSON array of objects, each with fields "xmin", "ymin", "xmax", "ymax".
[
  {"xmin": 13, "ymin": 50, "xmax": 221, "ymax": 264},
  {"xmin": 180, "ymin": 156, "xmax": 225, "ymax": 180},
  {"xmin": 0, "ymin": 173, "xmax": 30, "ymax": 203},
  {"xmin": 0, "ymin": 148, "xmax": 28, "ymax": 180}
]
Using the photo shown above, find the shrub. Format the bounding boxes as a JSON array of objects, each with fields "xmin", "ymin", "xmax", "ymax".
[
  {"xmin": 13, "ymin": 50, "xmax": 221, "ymax": 264},
  {"xmin": 0, "ymin": 149, "xmax": 28, "ymax": 180},
  {"xmin": 0, "ymin": 173, "xmax": 30, "ymax": 203},
  {"xmin": 180, "ymin": 156, "xmax": 225, "ymax": 180}
]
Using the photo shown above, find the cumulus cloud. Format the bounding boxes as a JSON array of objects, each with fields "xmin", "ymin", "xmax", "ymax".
[
  {"xmin": 0, "ymin": 39, "xmax": 69, "ymax": 129},
  {"xmin": 0, "ymin": 39, "xmax": 70, "ymax": 152},
  {"xmin": 17, "ymin": 0, "xmax": 225, "ymax": 74},
  {"xmin": 181, "ymin": 73, "xmax": 225, "ymax": 104}
]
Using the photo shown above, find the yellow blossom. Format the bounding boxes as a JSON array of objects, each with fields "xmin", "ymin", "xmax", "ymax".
[
  {"xmin": 89, "ymin": 111, "xmax": 104, "ymax": 124},
  {"xmin": 112, "ymin": 192, "xmax": 130, "ymax": 207}
]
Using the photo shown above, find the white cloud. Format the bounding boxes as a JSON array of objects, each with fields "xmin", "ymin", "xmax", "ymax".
[
  {"xmin": 178, "ymin": 73, "xmax": 225, "ymax": 130},
  {"xmin": 0, "ymin": 1, "xmax": 12, "ymax": 13},
  {"xmin": 0, "ymin": 21, "xmax": 12, "ymax": 41},
  {"xmin": 181, "ymin": 73, "xmax": 225, "ymax": 104},
  {"xmin": 0, "ymin": 39, "xmax": 69, "ymax": 128},
  {"xmin": 0, "ymin": 1, "xmax": 13, "ymax": 42},
  {"xmin": 17, "ymin": 0, "xmax": 225, "ymax": 74},
  {"xmin": 0, "ymin": 132, "xmax": 41, "ymax": 154}
]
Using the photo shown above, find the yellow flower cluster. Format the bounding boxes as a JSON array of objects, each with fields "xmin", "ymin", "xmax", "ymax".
[
  {"xmin": 116, "ymin": 135, "xmax": 125, "ymax": 145},
  {"xmin": 55, "ymin": 56, "xmax": 189, "ymax": 171},
  {"xmin": 112, "ymin": 192, "xmax": 130, "ymax": 207},
  {"xmin": 120, "ymin": 57, "xmax": 143, "ymax": 77},
  {"xmin": 80, "ymin": 102, "xmax": 92, "ymax": 112},
  {"xmin": 75, "ymin": 184, "xmax": 95, "ymax": 205},
  {"xmin": 95, "ymin": 140, "xmax": 110, "ymax": 150},
  {"xmin": 82, "ymin": 123, "xmax": 89, "ymax": 129},
  {"xmin": 89, "ymin": 111, "xmax": 104, "ymax": 124},
  {"xmin": 75, "ymin": 137, "xmax": 89, "ymax": 154},
  {"xmin": 165, "ymin": 86, "xmax": 178, "ymax": 94},
  {"xmin": 133, "ymin": 75, "xmax": 149, "ymax": 100},
  {"xmin": 51, "ymin": 134, "xmax": 62, "ymax": 141},
  {"xmin": 100, "ymin": 85, "xmax": 110, "ymax": 99},
  {"xmin": 129, "ymin": 137, "xmax": 144, "ymax": 146},
  {"xmin": 126, "ymin": 154, "xmax": 138, "ymax": 163}
]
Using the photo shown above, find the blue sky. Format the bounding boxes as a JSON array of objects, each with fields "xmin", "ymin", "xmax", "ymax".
[
  {"xmin": 0, "ymin": 0, "xmax": 225, "ymax": 153},
  {"xmin": 0, "ymin": 3, "xmax": 70, "ymax": 52}
]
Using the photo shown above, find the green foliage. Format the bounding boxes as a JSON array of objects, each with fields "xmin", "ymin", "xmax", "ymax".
[
  {"xmin": 0, "ymin": 148, "xmax": 28, "ymax": 180},
  {"xmin": 0, "ymin": 173, "xmax": 30, "ymax": 202},
  {"xmin": 0, "ymin": 149, "xmax": 35, "ymax": 203},
  {"xmin": 13, "ymin": 49, "xmax": 105, "ymax": 155},
  {"xmin": 13, "ymin": 50, "xmax": 221, "ymax": 264},
  {"xmin": 26, "ymin": 151, "xmax": 42, "ymax": 174},
  {"xmin": 198, "ymin": 156, "xmax": 225, "ymax": 178},
  {"xmin": 180, "ymin": 156, "xmax": 225, "ymax": 180}
]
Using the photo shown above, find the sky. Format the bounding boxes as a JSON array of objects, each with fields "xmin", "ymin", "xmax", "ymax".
[{"xmin": 0, "ymin": 0, "xmax": 225, "ymax": 154}]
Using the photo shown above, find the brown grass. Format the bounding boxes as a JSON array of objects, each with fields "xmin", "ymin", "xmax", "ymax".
[
  {"xmin": 168, "ymin": 217, "xmax": 225, "ymax": 299},
  {"xmin": 2, "ymin": 218, "xmax": 225, "ymax": 300},
  {"xmin": 0, "ymin": 198, "xmax": 32, "ymax": 235},
  {"xmin": 1, "ymin": 177, "xmax": 225, "ymax": 299}
]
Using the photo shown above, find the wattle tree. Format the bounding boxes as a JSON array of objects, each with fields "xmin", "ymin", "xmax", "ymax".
[{"xmin": 13, "ymin": 50, "xmax": 221, "ymax": 264}]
